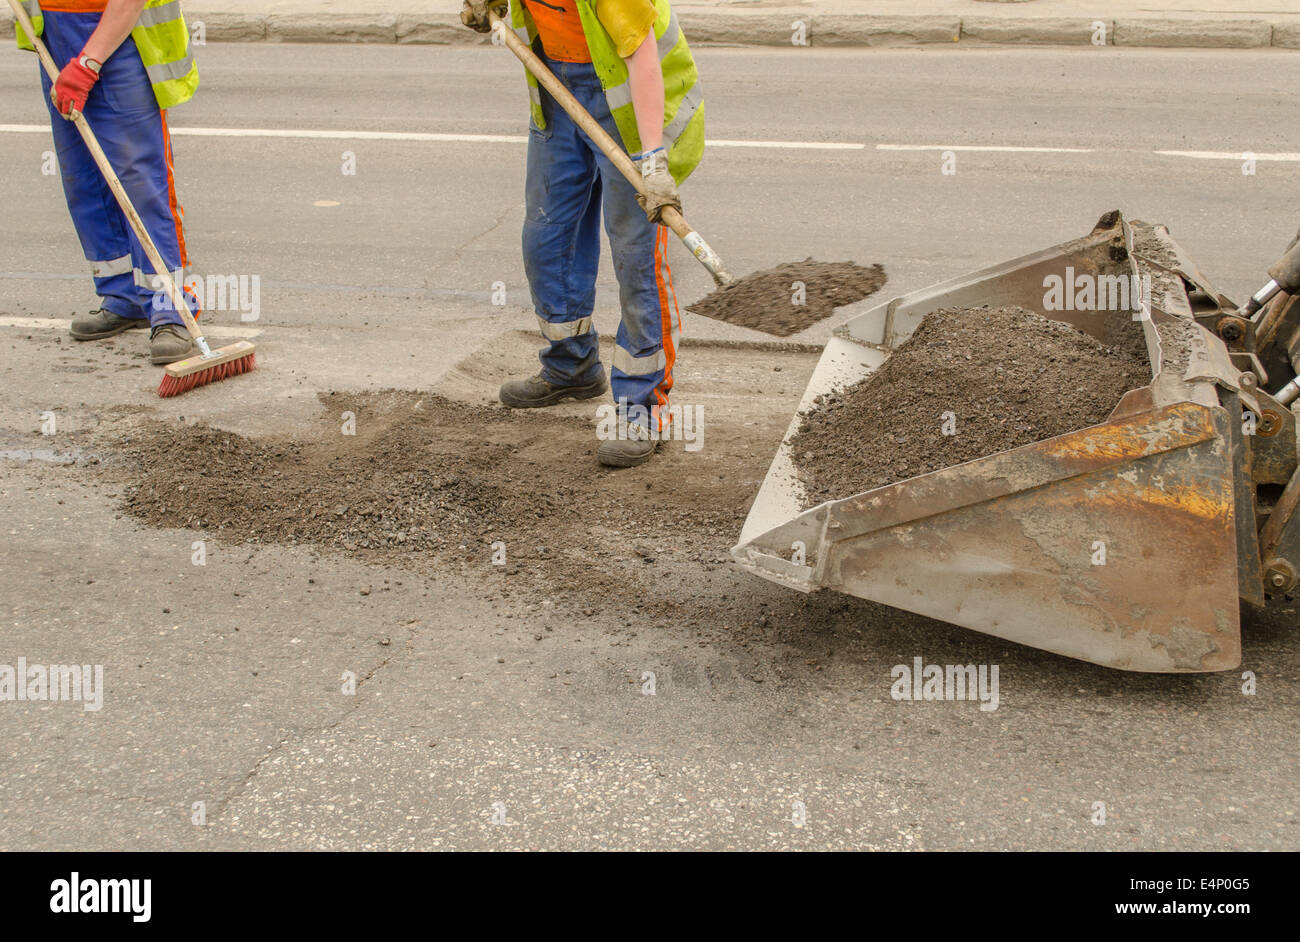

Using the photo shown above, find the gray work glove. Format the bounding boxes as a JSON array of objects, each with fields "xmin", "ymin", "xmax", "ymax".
[
  {"xmin": 636, "ymin": 148, "xmax": 681, "ymax": 225},
  {"xmin": 460, "ymin": 0, "xmax": 509, "ymax": 33}
]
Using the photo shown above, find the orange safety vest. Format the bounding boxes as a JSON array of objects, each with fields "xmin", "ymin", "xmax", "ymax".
[
  {"xmin": 35, "ymin": 1, "xmax": 110, "ymax": 11},
  {"xmin": 522, "ymin": 0, "xmax": 591, "ymax": 63}
]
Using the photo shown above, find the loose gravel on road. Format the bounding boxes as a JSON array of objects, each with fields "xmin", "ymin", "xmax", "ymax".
[
  {"xmin": 687, "ymin": 259, "xmax": 886, "ymax": 336},
  {"xmin": 790, "ymin": 304, "xmax": 1151, "ymax": 506}
]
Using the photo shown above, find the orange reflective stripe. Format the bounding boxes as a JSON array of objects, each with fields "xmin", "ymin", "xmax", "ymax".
[
  {"xmin": 160, "ymin": 111, "xmax": 201, "ymax": 317},
  {"xmin": 663, "ymin": 227, "xmax": 682, "ymax": 330},
  {"xmin": 651, "ymin": 226, "xmax": 677, "ymax": 429},
  {"xmin": 38, "ymin": 1, "xmax": 110, "ymax": 12},
  {"xmin": 523, "ymin": 0, "xmax": 591, "ymax": 63},
  {"xmin": 160, "ymin": 111, "xmax": 187, "ymax": 267}
]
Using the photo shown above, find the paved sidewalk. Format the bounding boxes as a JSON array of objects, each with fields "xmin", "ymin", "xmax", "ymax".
[{"xmin": 4, "ymin": 1, "xmax": 1300, "ymax": 49}]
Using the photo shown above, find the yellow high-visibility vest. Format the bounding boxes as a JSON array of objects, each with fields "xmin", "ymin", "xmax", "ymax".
[
  {"xmin": 511, "ymin": 0, "xmax": 704, "ymax": 184},
  {"xmin": 16, "ymin": 0, "xmax": 199, "ymax": 109}
]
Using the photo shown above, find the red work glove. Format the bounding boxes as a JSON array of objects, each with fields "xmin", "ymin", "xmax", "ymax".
[{"xmin": 51, "ymin": 56, "xmax": 99, "ymax": 119}]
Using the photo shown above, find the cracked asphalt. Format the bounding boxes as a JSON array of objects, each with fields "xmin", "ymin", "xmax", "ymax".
[{"xmin": 1, "ymin": 43, "xmax": 1298, "ymax": 851}]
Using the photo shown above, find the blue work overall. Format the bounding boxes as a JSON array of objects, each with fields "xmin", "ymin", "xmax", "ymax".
[{"xmin": 523, "ymin": 51, "xmax": 681, "ymax": 428}]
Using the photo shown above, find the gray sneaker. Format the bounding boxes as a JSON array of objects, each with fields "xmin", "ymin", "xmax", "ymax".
[
  {"xmin": 149, "ymin": 325, "xmax": 197, "ymax": 365},
  {"xmin": 597, "ymin": 422, "xmax": 657, "ymax": 468},
  {"xmin": 499, "ymin": 371, "xmax": 607, "ymax": 409},
  {"xmin": 69, "ymin": 308, "xmax": 148, "ymax": 341}
]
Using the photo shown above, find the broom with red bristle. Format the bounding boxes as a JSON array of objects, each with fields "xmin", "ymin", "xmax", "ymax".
[{"xmin": 10, "ymin": 0, "xmax": 256, "ymax": 397}]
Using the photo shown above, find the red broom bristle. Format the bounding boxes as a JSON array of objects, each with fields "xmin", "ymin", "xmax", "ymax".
[{"xmin": 156, "ymin": 353, "xmax": 256, "ymax": 398}]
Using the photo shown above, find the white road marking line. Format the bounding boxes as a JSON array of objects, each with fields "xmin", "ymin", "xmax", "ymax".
[
  {"xmin": 1154, "ymin": 150, "xmax": 1300, "ymax": 161},
  {"xmin": 0, "ymin": 124, "xmax": 973, "ymax": 153},
  {"xmin": 1, "ymin": 123, "xmax": 863, "ymax": 150},
  {"xmin": 4, "ymin": 123, "xmax": 1288, "ymax": 161},
  {"xmin": 0, "ymin": 316, "xmax": 261, "ymax": 338},
  {"xmin": 876, "ymin": 144, "xmax": 1093, "ymax": 153},
  {"xmin": 0, "ymin": 123, "xmax": 529, "ymax": 144},
  {"xmin": 710, "ymin": 139, "xmax": 864, "ymax": 150},
  {"xmin": 175, "ymin": 127, "xmax": 531, "ymax": 144}
]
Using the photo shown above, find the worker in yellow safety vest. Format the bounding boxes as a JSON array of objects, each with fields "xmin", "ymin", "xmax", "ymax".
[
  {"xmin": 461, "ymin": 0, "xmax": 705, "ymax": 467},
  {"xmin": 16, "ymin": 0, "xmax": 203, "ymax": 365}
]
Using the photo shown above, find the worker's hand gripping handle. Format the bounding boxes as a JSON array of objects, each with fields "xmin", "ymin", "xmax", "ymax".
[{"xmin": 487, "ymin": 10, "xmax": 735, "ymax": 288}]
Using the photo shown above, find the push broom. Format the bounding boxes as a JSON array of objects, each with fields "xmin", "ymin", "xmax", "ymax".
[
  {"xmin": 9, "ymin": 0, "xmax": 255, "ymax": 397},
  {"xmin": 487, "ymin": 10, "xmax": 735, "ymax": 288}
]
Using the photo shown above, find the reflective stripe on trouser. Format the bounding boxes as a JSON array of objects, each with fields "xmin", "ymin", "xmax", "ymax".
[
  {"xmin": 39, "ymin": 11, "xmax": 198, "ymax": 328},
  {"xmin": 522, "ymin": 53, "xmax": 679, "ymax": 427}
]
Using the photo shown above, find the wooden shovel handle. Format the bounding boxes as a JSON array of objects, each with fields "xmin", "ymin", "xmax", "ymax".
[{"xmin": 488, "ymin": 10, "xmax": 734, "ymax": 287}]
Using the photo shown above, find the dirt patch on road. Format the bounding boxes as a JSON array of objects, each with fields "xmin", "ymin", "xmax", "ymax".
[
  {"xmin": 103, "ymin": 391, "xmax": 768, "ymax": 615},
  {"xmin": 118, "ymin": 398, "xmax": 531, "ymax": 553},
  {"xmin": 89, "ymin": 388, "xmax": 987, "ymax": 678},
  {"xmin": 789, "ymin": 305, "xmax": 1151, "ymax": 506},
  {"xmin": 687, "ymin": 260, "xmax": 886, "ymax": 336}
]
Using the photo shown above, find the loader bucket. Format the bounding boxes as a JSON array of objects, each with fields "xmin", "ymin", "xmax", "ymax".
[{"xmin": 733, "ymin": 212, "xmax": 1250, "ymax": 672}]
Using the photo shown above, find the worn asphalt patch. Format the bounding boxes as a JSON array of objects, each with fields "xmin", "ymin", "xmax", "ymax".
[{"xmin": 99, "ymin": 390, "xmax": 768, "ymax": 624}]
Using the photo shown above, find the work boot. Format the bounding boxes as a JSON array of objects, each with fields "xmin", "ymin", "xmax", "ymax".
[
  {"xmin": 597, "ymin": 422, "xmax": 657, "ymax": 468},
  {"xmin": 69, "ymin": 308, "xmax": 148, "ymax": 341},
  {"xmin": 149, "ymin": 325, "xmax": 197, "ymax": 365},
  {"xmin": 499, "ymin": 371, "xmax": 607, "ymax": 409}
]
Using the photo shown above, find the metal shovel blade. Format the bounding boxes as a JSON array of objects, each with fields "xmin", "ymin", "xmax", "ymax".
[{"xmin": 732, "ymin": 212, "xmax": 1245, "ymax": 672}]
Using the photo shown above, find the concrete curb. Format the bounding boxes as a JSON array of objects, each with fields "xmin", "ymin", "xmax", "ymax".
[
  {"xmin": 396, "ymin": 13, "xmax": 485, "ymax": 45},
  {"xmin": 803, "ymin": 15, "xmax": 961, "ymax": 47},
  {"xmin": 663, "ymin": 13, "xmax": 961, "ymax": 47},
  {"xmin": 266, "ymin": 13, "xmax": 400, "ymax": 45},
  {"xmin": 961, "ymin": 17, "xmax": 1110, "ymax": 46},
  {"xmin": 190, "ymin": 11, "xmax": 266, "ymax": 43},
  {"xmin": 1275, "ymin": 23, "xmax": 1300, "ymax": 49},
  {"xmin": 3, "ymin": 10, "xmax": 1299, "ymax": 50},
  {"xmin": 1113, "ymin": 18, "xmax": 1273, "ymax": 49}
]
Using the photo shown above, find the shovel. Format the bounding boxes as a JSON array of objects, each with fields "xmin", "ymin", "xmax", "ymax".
[{"xmin": 487, "ymin": 10, "xmax": 734, "ymax": 288}]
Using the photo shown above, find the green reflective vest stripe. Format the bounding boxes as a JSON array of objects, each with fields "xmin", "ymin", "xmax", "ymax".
[
  {"xmin": 512, "ymin": 0, "xmax": 704, "ymax": 184},
  {"xmin": 16, "ymin": 0, "xmax": 199, "ymax": 110},
  {"xmin": 13, "ymin": 0, "xmax": 41, "ymax": 45}
]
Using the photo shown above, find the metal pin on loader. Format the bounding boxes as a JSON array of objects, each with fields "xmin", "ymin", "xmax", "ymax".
[{"xmin": 1240, "ymin": 234, "xmax": 1300, "ymax": 403}]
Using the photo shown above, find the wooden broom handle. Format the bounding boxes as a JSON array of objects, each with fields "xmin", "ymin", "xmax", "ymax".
[
  {"xmin": 9, "ymin": 0, "xmax": 210, "ymax": 349},
  {"xmin": 488, "ymin": 10, "xmax": 734, "ymax": 287}
]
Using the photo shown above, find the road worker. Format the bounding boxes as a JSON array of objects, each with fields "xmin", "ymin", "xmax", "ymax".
[
  {"xmin": 16, "ymin": 0, "xmax": 202, "ymax": 364},
  {"xmin": 460, "ymin": 0, "xmax": 704, "ymax": 467}
]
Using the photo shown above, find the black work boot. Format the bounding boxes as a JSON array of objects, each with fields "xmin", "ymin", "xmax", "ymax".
[
  {"xmin": 597, "ymin": 422, "xmax": 657, "ymax": 468},
  {"xmin": 499, "ymin": 371, "xmax": 607, "ymax": 409},
  {"xmin": 149, "ymin": 325, "xmax": 197, "ymax": 365},
  {"xmin": 69, "ymin": 308, "xmax": 148, "ymax": 341}
]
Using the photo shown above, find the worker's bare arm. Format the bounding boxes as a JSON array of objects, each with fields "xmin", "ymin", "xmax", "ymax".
[
  {"xmin": 82, "ymin": 0, "xmax": 149, "ymax": 63},
  {"xmin": 624, "ymin": 32, "xmax": 664, "ymax": 153}
]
